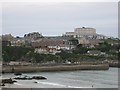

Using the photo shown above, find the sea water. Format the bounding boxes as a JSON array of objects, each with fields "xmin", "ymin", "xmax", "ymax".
[{"xmin": 2, "ymin": 67, "xmax": 118, "ymax": 88}]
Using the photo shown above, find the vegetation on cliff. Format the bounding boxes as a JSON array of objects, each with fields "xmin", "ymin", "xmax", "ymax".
[{"xmin": 2, "ymin": 38, "xmax": 119, "ymax": 64}]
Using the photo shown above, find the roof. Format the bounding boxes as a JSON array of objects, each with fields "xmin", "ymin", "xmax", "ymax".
[{"xmin": 87, "ymin": 50, "xmax": 101, "ymax": 54}]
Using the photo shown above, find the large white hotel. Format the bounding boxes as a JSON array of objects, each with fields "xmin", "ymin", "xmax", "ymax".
[
  {"xmin": 64, "ymin": 27, "xmax": 109, "ymax": 39},
  {"xmin": 74, "ymin": 27, "xmax": 96, "ymax": 37},
  {"xmin": 65, "ymin": 27, "xmax": 96, "ymax": 37}
]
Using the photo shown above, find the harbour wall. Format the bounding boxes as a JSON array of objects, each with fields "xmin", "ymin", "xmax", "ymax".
[{"xmin": 2, "ymin": 64, "xmax": 109, "ymax": 73}]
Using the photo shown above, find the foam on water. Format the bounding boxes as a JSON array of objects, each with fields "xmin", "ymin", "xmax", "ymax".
[
  {"xmin": 37, "ymin": 81, "xmax": 84, "ymax": 88},
  {"xmin": 38, "ymin": 81, "xmax": 66, "ymax": 87},
  {"xmin": 14, "ymin": 83, "xmax": 23, "ymax": 86}
]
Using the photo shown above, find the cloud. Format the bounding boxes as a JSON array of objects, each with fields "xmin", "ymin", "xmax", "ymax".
[{"xmin": 2, "ymin": 2, "xmax": 118, "ymax": 37}]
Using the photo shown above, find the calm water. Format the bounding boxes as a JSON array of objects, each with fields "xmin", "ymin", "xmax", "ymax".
[{"xmin": 2, "ymin": 68, "xmax": 118, "ymax": 88}]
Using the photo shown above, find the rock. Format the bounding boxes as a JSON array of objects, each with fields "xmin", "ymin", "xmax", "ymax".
[
  {"xmin": 32, "ymin": 76, "xmax": 47, "ymax": 80},
  {"xmin": 0, "ymin": 83, "xmax": 5, "ymax": 86},
  {"xmin": 14, "ymin": 73, "xmax": 22, "ymax": 76},
  {"xmin": 14, "ymin": 75, "xmax": 47, "ymax": 80},
  {"xmin": 2, "ymin": 78, "xmax": 17, "ymax": 84},
  {"xmin": 14, "ymin": 76, "xmax": 32, "ymax": 80},
  {"xmin": 2, "ymin": 83, "xmax": 5, "ymax": 86},
  {"xmin": 34, "ymin": 81, "xmax": 38, "ymax": 83}
]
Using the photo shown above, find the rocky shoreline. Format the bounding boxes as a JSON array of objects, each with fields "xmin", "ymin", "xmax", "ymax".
[
  {"xmin": 0, "ymin": 75, "xmax": 47, "ymax": 87},
  {"xmin": 2, "ymin": 64, "xmax": 109, "ymax": 73}
]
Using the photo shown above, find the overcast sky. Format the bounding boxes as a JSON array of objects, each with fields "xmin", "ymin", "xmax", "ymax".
[{"xmin": 1, "ymin": 2, "xmax": 118, "ymax": 37}]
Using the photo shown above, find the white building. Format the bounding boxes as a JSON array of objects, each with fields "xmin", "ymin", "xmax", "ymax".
[
  {"xmin": 11, "ymin": 38, "xmax": 25, "ymax": 46},
  {"xmin": 64, "ymin": 32, "xmax": 74, "ymax": 37},
  {"xmin": 78, "ymin": 37, "xmax": 90, "ymax": 45},
  {"xmin": 74, "ymin": 27, "xmax": 96, "ymax": 38},
  {"xmin": 34, "ymin": 48, "xmax": 61, "ymax": 55}
]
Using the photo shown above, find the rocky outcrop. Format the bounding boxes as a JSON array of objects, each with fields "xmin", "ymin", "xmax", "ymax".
[
  {"xmin": 13, "ymin": 76, "xmax": 32, "ymax": 80},
  {"xmin": 2, "ymin": 78, "xmax": 17, "ymax": 84},
  {"xmin": 14, "ymin": 72, "xmax": 22, "ymax": 76},
  {"xmin": 32, "ymin": 76, "xmax": 47, "ymax": 80},
  {"xmin": 13, "ymin": 76, "xmax": 47, "ymax": 80}
]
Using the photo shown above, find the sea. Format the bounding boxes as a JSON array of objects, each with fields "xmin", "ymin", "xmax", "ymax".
[{"xmin": 2, "ymin": 67, "xmax": 118, "ymax": 88}]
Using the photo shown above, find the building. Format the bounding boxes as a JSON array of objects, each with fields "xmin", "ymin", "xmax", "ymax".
[
  {"xmin": 9, "ymin": 61, "xmax": 31, "ymax": 65},
  {"xmin": 87, "ymin": 50, "xmax": 101, "ymax": 56},
  {"xmin": 32, "ymin": 37, "xmax": 75, "ymax": 54},
  {"xmin": 35, "ymin": 48, "xmax": 49, "ymax": 54},
  {"xmin": 31, "ymin": 38, "xmax": 65, "ymax": 48},
  {"xmin": 35, "ymin": 48, "xmax": 61, "ymax": 55},
  {"xmin": 2, "ymin": 40, "xmax": 11, "ymax": 46},
  {"xmin": 64, "ymin": 27, "xmax": 97, "ymax": 38},
  {"xmin": 87, "ymin": 50, "xmax": 106, "ymax": 56},
  {"xmin": 64, "ymin": 32, "xmax": 74, "ymax": 37},
  {"xmin": 2, "ymin": 34, "xmax": 14, "ymax": 46},
  {"xmin": 24, "ymin": 39, "xmax": 32, "ymax": 47},
  {"xmin": 78, "ymin": 37, "xmax": 90, "ymax": 45},
  {"xmin": 74, "ymin": 27, "xmax": 96, "ymax": 38},
  {"xmin": 11, "ymin": 38, "xmax": 25, "ymax": 46},
  {"xmin": 2, "ymin": 34, "xmax": 14, "ymax": 41},
  {"xmin": 64, "ymin": 27, "xmax": 109, "ymax": 40}
]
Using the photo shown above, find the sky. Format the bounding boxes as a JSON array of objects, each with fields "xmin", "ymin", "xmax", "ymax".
[{"xmin": 1, "ymin": 1, "xmax": 118, "ymax": 37}]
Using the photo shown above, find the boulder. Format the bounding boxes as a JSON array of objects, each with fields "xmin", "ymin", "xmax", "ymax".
[
  {"xmin": 34, "ymin": 81, "xmax": 38, "ymax": 83},
  {"xmin": 32, "ymin": 76, "xmax": 47, "ymax": 80},
  {"xmin": 2, "ymin": 78, "xmax": 17, "ymax": 84},
  {"xmin": 14, "ymin": 72, "xmax": 22, "ymax": 76},
  {"xmin": 14, "ymin": 75, "xmax": 47, "ymax": 80},
  {"xmin": 14, "ymin": 76, "xmax": 32, "ymax": 80}
]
